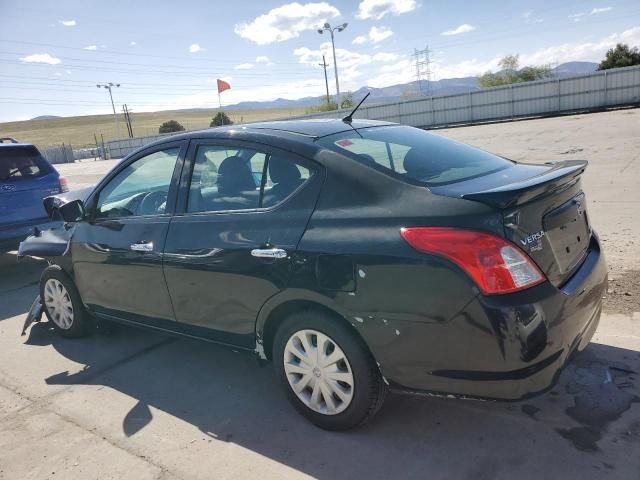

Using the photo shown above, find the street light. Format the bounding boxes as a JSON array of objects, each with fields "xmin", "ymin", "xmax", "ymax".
[
  {"xmin": 97, "ymin": 82, "xmax": 121, "ymax": 138},
  {"xmin": 318, "ymin": 22, "xmax": 348, "ymax": 97}
]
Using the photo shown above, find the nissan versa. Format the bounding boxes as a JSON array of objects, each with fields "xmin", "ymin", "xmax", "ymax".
[{"xmin": 19, "ymin": 118, "xmax": 607, "ymax": 430}]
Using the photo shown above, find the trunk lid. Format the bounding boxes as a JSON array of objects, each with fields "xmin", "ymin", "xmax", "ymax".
[{"xmin": 430, "ymin": 160, "xmax": 590, "ymax": 287}]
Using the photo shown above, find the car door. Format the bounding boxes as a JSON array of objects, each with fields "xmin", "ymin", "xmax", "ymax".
[
  {"xmin": 71, "ymin": 141, "xmax": 186, "ymax": 326},
  {"xmin": 162, "ymin": 139, "xmax": 323, "ymax": 347}
]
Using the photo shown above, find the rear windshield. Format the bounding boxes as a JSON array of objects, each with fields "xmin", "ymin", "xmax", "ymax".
[
  {"xmin": 0, "ymin": 146, "xmax": 49, "ymax": 182},
  {"xmin": 318, "ymin": 125, "xmax": 513, "ymax": 186}
]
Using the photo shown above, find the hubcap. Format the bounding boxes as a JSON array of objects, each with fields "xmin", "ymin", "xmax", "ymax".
[
  {"xmin": 283, "ymin": 329, "xmax": 354, "ymax": 415},
  {"xmin": 43, "ymin": 279, "xmax": 74, "ymax": 330}
]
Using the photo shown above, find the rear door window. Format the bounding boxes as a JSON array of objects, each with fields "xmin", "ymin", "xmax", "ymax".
[
  {"xmin": 319, "ymin": 125, "xmax": 513, "ymax": 186},
  {"xmin": 0, "ymin": 146, "xmax": 49, "ymax": 181},
  {"xmin": 187, "ymin": 144, "xmax": 313, "ymax": 213}
]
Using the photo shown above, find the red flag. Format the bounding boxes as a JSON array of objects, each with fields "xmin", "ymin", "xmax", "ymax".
[{"xmin": 217, "ymin": 79, "xmax": 231, "ymax": 94}]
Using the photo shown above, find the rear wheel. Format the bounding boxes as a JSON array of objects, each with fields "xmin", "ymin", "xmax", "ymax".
[
  {"xmin": 273, "ymin": 310, "xmax": 387, "ymax": 430},
  {"xmin": 40, "ymin": 265, "xmax": 91, "ymax": 338}
]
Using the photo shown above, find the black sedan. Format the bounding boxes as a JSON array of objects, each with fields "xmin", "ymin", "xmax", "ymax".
[{"xmin": 19, "ymin": 119, "xmax": 607, "ymax": 430}]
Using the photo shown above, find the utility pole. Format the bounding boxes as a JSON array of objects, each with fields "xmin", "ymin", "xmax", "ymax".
[
  {"xmin": 413, "ymin": 46, "xmax": 432, "ymax": 96},
  {"xmin": 318, "ymin": 22, "xmax": 348, "ymax": 97},
  {"xmin": 97, "ymin": 82, "xmax": 121, "ymax": 139},
  {"xmin": 122, "ymin": 104, "xmax": 134, "ymax": 138},
  {"xmin": 319, "ymin": 55, "xmax": 331, "ymax": 106}
]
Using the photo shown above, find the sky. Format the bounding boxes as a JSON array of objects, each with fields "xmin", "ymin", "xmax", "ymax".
[{"xmin": 0, "ymin": 0, "xmax": 639, "ymax": 122}]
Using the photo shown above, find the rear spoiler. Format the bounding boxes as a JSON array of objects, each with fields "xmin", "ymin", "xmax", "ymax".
[
  {"xmin": 461, "ymin": 160, "xmax": 587, "ymax": 209},
  {"xmin": 43, "ymin": 186, "xmax": 93, "ymax": 218}
]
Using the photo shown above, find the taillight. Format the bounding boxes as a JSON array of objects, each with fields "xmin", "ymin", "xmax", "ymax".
[
  {"xmin": 400, "ymin": 227, "xmax": 545, "ymax": 295},
  {"xmin": 59, "ymin": 176, "xmax": 69, "ymax": 193}
]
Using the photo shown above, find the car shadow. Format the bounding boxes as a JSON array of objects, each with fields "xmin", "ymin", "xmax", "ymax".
[
  {"xmin": 0, "ymin": 252, "xmax": 46, "ymax": 321},
  {"xmin": 22, "ymin": 317, "xmax": 640, "ymax": 480}
]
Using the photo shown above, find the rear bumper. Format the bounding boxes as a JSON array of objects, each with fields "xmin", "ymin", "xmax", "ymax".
[
  {"xmin": 0, "ymin": 218, "xmax": 62, "ymax": 252},
  {"xmin": 377, "ymin": 236, "xmax": 608, "ymax": 400}
]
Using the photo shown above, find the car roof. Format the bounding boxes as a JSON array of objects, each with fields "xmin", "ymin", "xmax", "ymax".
[
  {"xmin": 158, "ymin": 119, "xmax": 395, "ymax": 144},
  {"xmin": 243, "ymin": 119, "xmax": 394, "ymax": 137}
]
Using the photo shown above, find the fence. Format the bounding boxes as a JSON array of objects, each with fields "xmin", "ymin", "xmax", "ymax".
[
  {"xmin": 105, "ymin": 65, "xmax": 640, "ymax": 158},
  {"xmin": 41, "ymin": 144, "xmax": 74, "ymax": 164}
]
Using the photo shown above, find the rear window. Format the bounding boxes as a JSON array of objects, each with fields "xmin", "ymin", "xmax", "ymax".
[
  {"xmin": 0, "ymin": 146, "xmax": 49, "ymax": 182},
  {"xmin": 318, "ymin": 125, "xmax": 513, "ymax": 186}
]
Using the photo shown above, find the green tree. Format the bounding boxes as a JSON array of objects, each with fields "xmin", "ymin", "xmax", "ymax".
[
  {"xmin": 479, "ymin": 54, "xmax": 551, "ymax": 87},
  {"xmin": 210, "ymin": 112, "xmax": 233, "ymax": 127},
  {"xmin": 305, "ymin": 100, "xmax": 338, "ymax": 114},
  {"xmin": 598, "ymin": 43, "xmax": 640, "ymax": 70},
  {"xmin": 158, "ymin": 120, "xmax": 185, "ymax": 134},
  {"xmin": 340, "ymin": 92, "xmax": 354, "ymax": 109}
]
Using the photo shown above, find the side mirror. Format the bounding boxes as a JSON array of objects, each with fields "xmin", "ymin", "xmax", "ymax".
[{"xmin": 58, "ymin": 199, "xmax": 85, "ymax": 222}]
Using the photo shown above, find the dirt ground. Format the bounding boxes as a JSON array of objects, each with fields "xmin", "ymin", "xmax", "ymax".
[{"xmin": 1, "ymin": 109, "xmax": 639, "ymax": 480}]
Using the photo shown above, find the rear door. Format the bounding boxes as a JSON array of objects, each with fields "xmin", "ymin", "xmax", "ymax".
[
  {"xmin": 162, "ymin": 139, "xmax": 323, "ymax": 347},
  {"xmin": 0, "ymin": 145, "xmax": 60, "ymax": 227}
]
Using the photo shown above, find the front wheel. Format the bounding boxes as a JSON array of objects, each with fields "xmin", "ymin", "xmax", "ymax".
[
  {"xmin": 273, "ymin": 310, "xmax": 388, "ymax": 430},
  {"xmin": 40, "ymin": 265, "xmax": 92, "ymax": 338}
]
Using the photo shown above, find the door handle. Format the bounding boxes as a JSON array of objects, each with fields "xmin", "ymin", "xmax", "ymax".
[
  {"xmin": 130, "ymin": 241, "xmax": 154, "ymax": 253},
  {"xmin": 251, "ymin": 248, "xmax": 287, "ymax": 259}
]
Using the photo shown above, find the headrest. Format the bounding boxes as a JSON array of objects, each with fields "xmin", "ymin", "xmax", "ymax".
[{"xmin": 269, "ymin": 156, "xmax": 301, "ymax": 184}]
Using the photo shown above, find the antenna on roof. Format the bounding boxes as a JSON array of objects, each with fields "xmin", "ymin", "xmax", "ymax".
[{"xmin": 342, "ymin": 92, "xmax": 370, "ymax": 123}]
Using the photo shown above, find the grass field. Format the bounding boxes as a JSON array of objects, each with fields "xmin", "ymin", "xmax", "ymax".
[{"xmin": 0, "ymin": 107, "xmax": 308, "ymax": 149}]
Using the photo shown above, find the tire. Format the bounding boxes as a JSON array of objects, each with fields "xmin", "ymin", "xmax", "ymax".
[
  {"xmin": 40, "ymin": 265, "xmax": 92, "ymax": 338},
  {"xmin": 273, "ymin": 309, "xmax": 388, "ymax": 430}
]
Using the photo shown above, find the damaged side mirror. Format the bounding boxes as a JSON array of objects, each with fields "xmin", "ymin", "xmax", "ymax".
[{"xmin": 58, "ymin": 199, "xmax": 86, "ymax": 223}]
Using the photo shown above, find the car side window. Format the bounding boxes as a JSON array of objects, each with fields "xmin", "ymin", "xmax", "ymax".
[
  {"xmin": 188, "ymin": 146, "xmax": 263, "ymax": 213},
  {"xmin": 187, "ymin": 145, "xmax": 312, "ymax": 213},
  {"xmin": 261, "ymin": 155, "xmax": 311, "ymax": 208},
  {"xmin": 95, "ymin": 147, "xmax": 180, "ymax": 218}
]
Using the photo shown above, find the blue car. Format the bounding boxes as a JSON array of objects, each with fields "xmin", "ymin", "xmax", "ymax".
[{"xmin": 0, "ymin": 141, "xmax": 67, "ymax": 252}]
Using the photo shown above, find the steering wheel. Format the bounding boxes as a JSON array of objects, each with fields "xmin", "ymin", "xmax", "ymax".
[{"xmin": 137, "ymin": 191, "xmax": 167, "ymax": 215}]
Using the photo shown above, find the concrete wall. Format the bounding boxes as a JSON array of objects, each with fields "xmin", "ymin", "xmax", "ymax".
[{"xmin": 105, "ymin": 65, "xmax": 640, "ymax": 159}]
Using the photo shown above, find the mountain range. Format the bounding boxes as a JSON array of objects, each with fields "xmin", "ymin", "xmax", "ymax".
[{"xmin": 223, "ymin": 61, "xmax": 599, "ymax": 111}]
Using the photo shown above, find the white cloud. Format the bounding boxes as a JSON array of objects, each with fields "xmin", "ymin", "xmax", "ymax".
[
  {"xmin": 523, "ymin": 10, "xmax": 543, "ymax": 24},
  {"xmin": 427, "ymin": 26, "xmax": 640, "ymax": 80},
  {"xmin": 592, "ymin": 7, "xmax": 612, "ymax": 14},
  {"xmin": 441, "ymin": 24, "xmax": 476, "ymax": 36},
  {"xmin": 235, "ymin": 2, "xmax": 340, "ymax": 45},
  {"xmin": 83, "ymin": 45, "xmax": 97, "ymax": 51},
  {"xmin": 369, "ymin": 26, "xmax": 393, "ymax": 43},
  {"xmin": 352, "ymin": 26, "xmax": 393, "ymax": 45},
  {"xmin": 60, "ymin": 20, "xmax": 76, "ymax": 27},
  {"xmin": 356, "ymin": 0, "xmax": 416, "ymax": 20},
  {"xmin": 20, "ymin": 53, "xmax": 62, "ymax": 65},
  {"xmin": 65, "ymin": 69, "xmax": 72, "ymax": 75},
  {"xmin": 234, "ymin": 63, "xmax": 255, "ymax": 70},
  {"xmin": 295, "ymin": 42, "xmax": 404, "ymax": 88},
  {"xmin": 569, "ymin": 12, "xmax": 585, "ymax": 22},
  {"xmin": 130, "ymin": 41, "xmax": 137, "ymax": 46},
  {"xmin": 256, "ymin": 55, "xmax": 270, "ymax": 63},
  {"xmin": 352, "ymin": 35, "xmax": 367, "ymax": 45},
  {"xmin": 189, "ymin": 44, "xmax": 202, "ymax": 53},
  {"xmin": 520, "ymin": 26, "xmax": 640, "ymax": 65}
]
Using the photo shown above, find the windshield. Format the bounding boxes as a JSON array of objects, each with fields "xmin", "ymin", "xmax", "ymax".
[{"xmin": 318, "ymin": 125, "xmax": 513, "ymax": 186}]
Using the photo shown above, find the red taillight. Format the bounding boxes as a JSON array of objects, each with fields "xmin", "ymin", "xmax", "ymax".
[
  {"xmin": 59, "ymin": 176, "xmax": 69, "ymax": 193},
  {"xmin": 400, "ymin": 227, "xmax": 545, "ymax": 295}
]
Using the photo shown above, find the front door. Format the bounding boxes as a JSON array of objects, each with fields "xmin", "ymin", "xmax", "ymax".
[
  {"xmin": 162, "ymin": 140, "xmax": 323, "ymax": 347},
  {"xmin": 71, "ymin": 142, "xmax": 186, "ymax": 325}
]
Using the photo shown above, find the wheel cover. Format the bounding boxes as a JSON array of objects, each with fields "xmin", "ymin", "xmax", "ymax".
[
  {"xmin": 43, "ymin": 279, "xmax": 74, "ymax": 330},
  {"xmin": 283, "ymin": 329, "xmax": 354, "ymax": 415}
]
